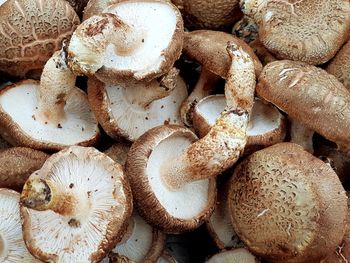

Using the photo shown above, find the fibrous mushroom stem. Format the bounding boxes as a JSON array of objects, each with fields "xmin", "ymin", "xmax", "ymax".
[
  {"xmin": 36, "ymin": 49, "xmax": 76, "ymax": 125},
  {"xmin": 21, "ymin": 178, "xmax": 76, "ymax": 216},
  {"xmin": 180, "ymin": 68, "xmax": 220, "ymax": 126},
  {"xmin": 289, "ymin": 117, "xmax": 314, "ymax": 153},
  {"xmin": 161, "ymin": 42, "xmax": 255, "ymax": 190},
  {"xmin": 137, "ymin": 68, "xmax": 179, "ymax": 108}
]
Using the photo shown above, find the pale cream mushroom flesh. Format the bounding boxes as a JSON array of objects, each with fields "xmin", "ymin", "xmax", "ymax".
[
  {"xmin": 0, "ymin": 50, "xmax": 100, "ymax": 151},
  {"xmin": 193, "ymin": 95, "xmax": 286, "ymax": 154},
  {"xmin": 205, "ymin": 248, "xmax": 259, "ymax": 263},
  {"xmin": 102, "ymin": 211, "xmax": 166, "ymax": 262},
  {"xmin": 20, "ymin": 146, "xmax": 133, "ymax": 262},
  {"xmin": 0, "ymin": 0, "xmax": 80, "ymax": 78},
  {"xmin": 0, "ymin": 188, "xmax": 41, "ymax": 262},
  {"xmin": 256, "ymin": 60, "xmax": 350, "ymax": 156},
  {"xmin": 68, "ymin": 0, "xmax": 184, "ymax": 83},
  {"xmin": 240, "ymin": 0, "xmax": 350, "ymax": 65},
  {"xmin": 126, "ymin": 42, "xmax": 256, "ymax": 232},
  {"xmin": 229, "ymin": 143, "xmax": 348, "ymax": 263},
  {"xmin": 88, "ymin": 68, "xmax": 187, "ymax": 141}
]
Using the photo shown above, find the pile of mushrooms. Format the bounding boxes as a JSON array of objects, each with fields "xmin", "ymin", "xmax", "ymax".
[{"xmin": 0, "ymin": 0, "xmax": 349, "ymax": 262}]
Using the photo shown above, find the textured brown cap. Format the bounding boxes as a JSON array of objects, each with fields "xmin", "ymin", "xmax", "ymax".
[{"xmin": 205, "ymin": 248, "xmax": 260, "ymax": 263}]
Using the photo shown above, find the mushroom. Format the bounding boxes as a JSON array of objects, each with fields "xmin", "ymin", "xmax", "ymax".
[
  {"xmin": 193, "ymin": 96, "xmax": 286, "ymax": 154},
  {"xmin": 68, "ymin": 0, "xmax": 184, "ymax": 83},
  {"xmin": 102, "ymin": 211, "xmax": 166, "ymax": 262},
  {"xmin": 229, "ymin": 143, "xmax": 348, "ymax": 263},
  {"xmin": 0, "ymin": 147, "xmax": 48, "ymax": 191},
  {"xmin": 0, "ymin": 49, "xmax": 100, "ymax": 151},
  {"xmin": 326, "ymin": 39, "xmax": 350, "ymax": 91},
  {"xmin": 125, "ymin": 41, "xmax": 256, "ymax": 232},
  {"xmin": 0, "ymin": 188, "xmax": 41, "ymax": 262},
  {"xmin": 256, "ymin": 60, "xmax": 350, "ymax": 156},
  {"xmin": 0, "ymin": 0, "xmax": 80, "ymax": 78},
  {"xmin": 181, "ymin": 30, "xmax": 262, "ymax": 126},
  {"xmin": 205, "ymin": 248, "xmax": 259, "ymax": 263},
  {"xmin": 288, "ymin": 118, "xmax": 314, "ymax": 153},
  {"xmin": 20, "ymin": 146, "xmax": 133, "ymax": 262},
  {"xmin": 156, "ymin": 252, "xmax": 177, "ymax": 263},
  {"xmin": 171, "ymin": 0, "xmax": 242, "ymax": 30},
  {"xmin": 88, "ymin": 68, "xmax": 187, "ymax": 141},
  {"xmin": 240, "ymin": 0, "xmax": 350, "ymax": 65},
  {"xmin": 104, "ymin": 141, "xmax": 132, "ymax": 167}
]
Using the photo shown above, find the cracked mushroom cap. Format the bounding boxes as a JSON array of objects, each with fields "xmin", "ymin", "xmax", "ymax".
[
  {"xmin": 0, "ymin": 147, "xmax": 48, "ymax": 191},
  {"xmin": 205, "ymin": 248, "xmax": 259, "ymax": 263},
  {"xmin": 68, "ymin": 0, "xmax": 184, "ymax": 83},
  {"xmin": 241, "ymin": 0, "xmax": 350, "ymax": 65},
  {"xmin": 102, "ymin": 211, "xmax": 166, "ymax": 262},
  {"xmin": 183, "ymin": 30, "xmax": 262, "ymax": 78},
  {"xmin": 0, "ymin": 188, "xmax": 41, "ymax": 262},
  {"xmin": 0, "ymin": 0, "xmax": 80, "ymax": 78},
  {"xmin": 229, "ymin": 143, "xmax": 348, "ymax": 263},
  {"xmin": 172, "ymin": 0, "xmax": 242, "ymax": 30},
  {"xmin": 326, "ymin": 39, "xmax": 350, "ymax": 91},
  {"xmin": 256, "ymin": 60, "xmax": 350, "ymax": 155},
  {"xmin": 193, "ymin": 96, "xmax": 286, "ymax": 154},
  {"xmin": 87, "ymin": 70, "xmax": 187, "ymax": 141},
  {"xmin": 125, "ymin": 125, "xmax": 216, "ymax": 233},
  {"xmin": 20, "ymin": 146, "xmax": 133, "ymax": 262}
]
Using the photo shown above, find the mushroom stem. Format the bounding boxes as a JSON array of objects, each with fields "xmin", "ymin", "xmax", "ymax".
[
  {"xmin": 136, "ymin": 68, "xmax": 179, "ymax": 108},
  {"xmin": 36, "ymin": 49, "xmax": 76, "ymax": 125},
  {"xmin": 180, "ymin": 68, "xmax": 220, "ymax": 126},
  {"xmin": 161, "ymin": 42, "xmax": 255, "ymax": 190},
  {"xmin": 289, "ymin": 117, "xmax": 314, "ymax": 153},
  {"xmin": 0, "ymin": 234, "xmax": 7, "ymax": 262},
  {"xmin": 21, "ymin": 178, "xmax": 77, "ymax": 216}
]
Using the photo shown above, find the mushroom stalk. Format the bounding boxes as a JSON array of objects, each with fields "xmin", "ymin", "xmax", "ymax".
[
  {"xmin": 289, "ymin": 117, "xmax": 314, "ymax": 153},
  {"xmin": 21, "ymin": 178, "xmax": 77, "ymax": 216},
  {"xmin": 36, "ymin": 49, "xmax": 76, "ymax": 125},
  {"xmin": 180, "ymin": 68, "xmax": 220, "ymax": 126},
  {"xmin": 161, "ymin": 43, "xmax": 256, "ymax": 190}
]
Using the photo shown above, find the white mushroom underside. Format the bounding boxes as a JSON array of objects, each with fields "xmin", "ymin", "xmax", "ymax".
[
  {"xmin": 106, "ymin": 79, "xmax": 186, "ymax": 141},
  {"xmin": 103, "ymin": 2, "xmax": 177, "ymax": 78},
  {"xmin": 207, "ymin": 248, "xmax": 257, "ymax": 263},
  {"xmin": 23, "ymin": 156, "xmax": 128, "ymax": 262},
  {"xmin": 196, "ymin": 96, "xmax": 280, "ymax": 136},
  {"xmin": 0, "ymin": 83, "xmax": 98, "ymax": 145},
  {"xmin": 112, "ymin": 213, "xmax": 153, "ymax": 262},
  {"xmin": 0, "ymin": 190, "xmax": 39, "ymax": 262},
  {"xmin": 147, "ymin": 135, "xmax": 210, "ymax": 220}
]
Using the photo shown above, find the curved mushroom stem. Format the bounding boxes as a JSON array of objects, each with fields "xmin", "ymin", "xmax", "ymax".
[
  {"xmin": 161, "ymin": 42, "xmax": 256, "ymax": 190},
  {"xmin": 36, "ymin": 49, "xmax": 76, "ymax": 126},
  {"xmin": 20, "ymin": 178, "xmax": 77, "ymax": 216},
  {"xmin": 180, "ymin": 68, "xmax": 220, "ymax": 126},
  {"xmin": 289, "ymin": 117, "xmax": 314, "ymax": 153}
]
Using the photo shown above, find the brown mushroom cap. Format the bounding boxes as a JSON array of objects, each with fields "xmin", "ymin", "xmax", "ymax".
[
  {"xmin": 21, "ymin": 146, "xmax": 133, "ymax": 262},
  {"xmin": 256, "ymin": 60, "xmax": 350, "ymax": 154},
  {"xmin": 0, "ymin": 0, "xmax": 80, "ymax": 78},
  {"xmin": 326, "ymin": 39, "xmax": 350, "ymax": 91},
  {"xmin": 229, "ymin": 143, "xmax": 348, "ymax": 263},
  {"xmin": 172, "ymin": 0, "xmax": 242, "ymax": 30},
  {"xmin": 69, "ymin": 0, "xmax": 184, "ymax": 83},
  {"xmin": 205, "ymin": 248, "xmax": 259, "ymax": 263},
  {"xmin": 0, "ymin": 188, "xmax": 41, "ymax": 262},
  {"xmin": 125, "ymin": 125, "xmax": 216, "ymax": 233},
  {"xmin": 0, "ymin": 147, "xmax": 48, "ymax": 191},
  {"xmin": 241, "ymin": 0, "xmax": 350, "ymax": 65},
  {"xmin": 183, "ymin": 30, "xmax": 262, "ymax": 78},
  {"xmin": 104, "ymin": 141, "xmax": 132, "ymax": 167}
]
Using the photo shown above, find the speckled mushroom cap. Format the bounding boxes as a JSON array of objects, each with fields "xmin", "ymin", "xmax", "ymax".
[
  {"xmin": 326, "ymin": 39, "xmax": 350, "ymax": 91},
  {"xmin": 0, "ymin": 0, "xmax": 80, "ymax": 78},
  {"xmin": 229, "ymin": 143, "xmax": 348, "ymax": 263},
  {"xmin": 68, "ymin": 0, "xmax": 184, "ymax": 83},
  {"xmin": 241, "ymin": 0, "xmax": 350, "ymax": 65},
  {"xmin": 183, "ymin": 30, "xmax": 262, "ymax": 78},
  {"xmin": 21, "ymin": 146, "xmax": 133, "ymax": 262},
  {"xmin": 0, "ymin": 188, "xmax": 41, "ymax": 262},
  {"xmin": 125, "ymin": 125, "xmax": 216, "ymax": 233},
  {"xmin": 0, "ymin": 147, "xmax": 48, "ymax": 191},
  {"xmin": 172, "ymin": 0, "xmax": 242, "ymax": 30},
  {"xmin": 87, "ymin": 71, "xmax": 187, "ymax": 141},
  {"xmin": 205, "ymin": 248, "xmax": 259, "ymax": 263},
  {"xmin": 256, "ymin": 60, "xmax": 350, "ymax": 155}
]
